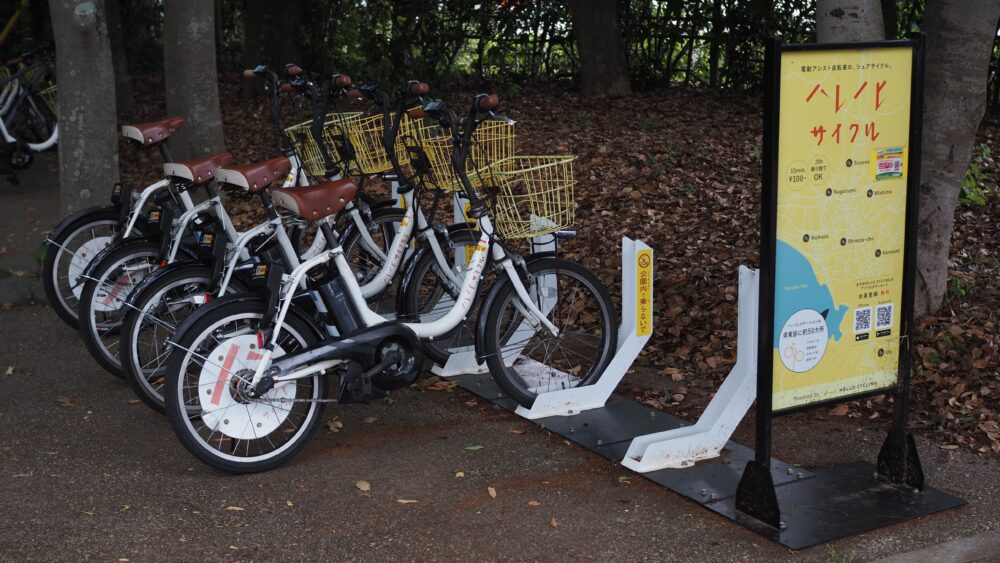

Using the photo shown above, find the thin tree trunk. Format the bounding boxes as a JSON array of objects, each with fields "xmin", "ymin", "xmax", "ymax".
[
  {"xmin": 708, "ymin": 0, "xmax": 722, "ymax": 88},
  {"xmin": 163, "ymin": 0, "xmax": 225, "ymax": 159},
  {"xmin": 48, "ymin": 0, "xmax": 118, "ymax": 215},
  {"xmin": 241, "ymin": 0, "xmax": 301, "ymax": 98},
  {"xmin": 104, "ymin": 0, "xmax": 133, "ymax": 114},
  {"xmin": 816, "ymin": 1, "xmax": 885, "ymax": 42},
  {"xmin": 915, "ymin": 0, "xmax": 1000, "ymax": 314},
  {"xmin": 569, "ymin": 0, "xmax": 632, "ymax": 97},
  {"xmin": 880, "ymin": 0, "xmax": 897, "ymax": 39}
]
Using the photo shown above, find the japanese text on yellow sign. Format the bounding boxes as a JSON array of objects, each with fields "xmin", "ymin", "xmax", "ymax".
[
  {"xmin": 771, "ymin": 46, "xmax": 912, "ymax": 411},
  {"xmin": 636, "ymin": 249, "xmax": 653, "ymax": 337}
]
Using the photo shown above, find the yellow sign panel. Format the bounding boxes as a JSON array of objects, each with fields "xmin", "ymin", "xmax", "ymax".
[
  {"xmin": 636, "ymin": 249, "xmax": 653, "ymax": 337},
  {"xmin": 772, "ymin": 46, "xmax": 912, "ymax": 411}
]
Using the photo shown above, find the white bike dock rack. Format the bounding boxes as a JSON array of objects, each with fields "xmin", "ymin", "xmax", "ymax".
[
  {"xmin": 514, "ymin": 237, "xmax": 653, "ymax": 419},
  {"xmin": 622, "ymin": 266, "xmax": 758, "ymax": 472}
]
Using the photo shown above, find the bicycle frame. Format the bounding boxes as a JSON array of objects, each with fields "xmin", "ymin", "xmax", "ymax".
[
  {"xmin": 0, "ymin": 59, "xmax": 58, "ymax": 150},
  {"xmin": 247, "ymin": 210, "xmax": 558, "ymax": 387}
]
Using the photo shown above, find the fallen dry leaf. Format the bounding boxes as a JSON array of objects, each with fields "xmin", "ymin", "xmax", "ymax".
[
  {"xmin": 829, "ymin": 404, "xmax": 850, "ymax": 416},
  {"xmin": 488, "ymin": 486, "xmax": 497, "ymax": 499},
  {"xmin": 224, "ymin": 506, "xmax": 244, "ymax": 511},
  {"xmin": 355, "ymin": 480, "xmax": 371, "ymax": 492},
  {"xmin": 396, "ymin": 499, "xmax": 419, "ymax": 504},
  {"xmin": 509, "ymin": 429, "xmax": 526, "ymax": 435},
  {"xmin": 550, "ymin": 516, "xmax": 559, "ymax": 528},
  {"xmin": 455, "ymin": 471, "xmax": 465, "ymax": 478},
  {"xmin": 528, "ymin": 500, "xmax": 541, "ymax": 507},
  {"xmin": 286, "ymin": 500, "xmax": 293, "ymax": 507},
  {"xmin": 325, "ymin": 417, "xmax": 344, "ymax": 433}
]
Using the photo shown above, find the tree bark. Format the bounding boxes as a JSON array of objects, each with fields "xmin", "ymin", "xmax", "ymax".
[
  {"xmin": 569, "ymin": 0, "xmax": 631, "ymax": 97},
  {"xmin": 915, "ymin": 0, "xmax": 1000, "ymax": 315},
  {"xmin": 48, "ymin": 0, "xmax": 118, "ymax": 215},
  {"xmin": 163, "ymin": 0, "xmax": 225, "ymax": 159},
  {"xmin": 816, "ymin": 1, "xmax": 885, "ymax": 42},
  {"xmin": 104, "ymin": 0, "xmax": 133, "ymax": 114}
]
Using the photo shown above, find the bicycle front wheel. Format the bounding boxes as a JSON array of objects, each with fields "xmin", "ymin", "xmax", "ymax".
[{"xmin": 480, "ymin": 258, "xmax": 617, "ymax": 408}]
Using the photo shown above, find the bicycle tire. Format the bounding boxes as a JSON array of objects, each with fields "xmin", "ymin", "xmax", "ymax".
[{"xmin": 479, "ymin": 258, "xmax": 617, "ymax": 408}]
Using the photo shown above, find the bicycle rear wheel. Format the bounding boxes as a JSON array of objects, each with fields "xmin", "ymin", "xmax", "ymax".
[
  {"xmin": 479, "ymin": 258, "xmax": 617, "ymax": 408},
  {"xmin": 164, "ymin": 298, "xmax": 327, "ymax": 473},
  {"xmin": 78, "ymin": 240, "xmax": 162, "ymax": 377},
  {"xmin": 42, "ymin": 207, "xmax": 123, "ymax": 328},
  {"xmin": 121, "ymin": 263, "xmax": 248, "ymax": 414}
]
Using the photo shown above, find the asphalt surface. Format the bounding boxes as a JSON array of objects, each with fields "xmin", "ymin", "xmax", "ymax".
[{"xmin": 1, "ymin": 154, "xmax": 998, "ymax": 561}]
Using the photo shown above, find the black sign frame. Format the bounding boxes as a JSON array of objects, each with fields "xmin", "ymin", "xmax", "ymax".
[{"xmin": 736, "ymin": 33, "xmax": 928, "ymax": 529}]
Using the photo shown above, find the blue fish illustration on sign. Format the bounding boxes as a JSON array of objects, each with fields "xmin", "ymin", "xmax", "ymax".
[{"xmin": 773, "ymin": 240, "xmax": 848, "ymax": 346}]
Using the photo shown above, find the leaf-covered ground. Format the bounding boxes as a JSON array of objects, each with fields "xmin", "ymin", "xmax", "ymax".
[{"xmin": 118, "ymin": 75, "xmax": 999, "ymax": 457}]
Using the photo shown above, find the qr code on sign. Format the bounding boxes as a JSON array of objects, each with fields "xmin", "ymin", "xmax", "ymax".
[
  {"xmin": 854, "ymin": 307, "xmax": 872, "ymax": 333},
  {"xmin": 875, "ymin": 303, "xmax": 893, "ymax": 328}
]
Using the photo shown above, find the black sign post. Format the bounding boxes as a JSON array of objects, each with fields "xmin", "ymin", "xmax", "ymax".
[{"xmin": 732, "ymin": 33, "xmax": 965, "ymax": 545}]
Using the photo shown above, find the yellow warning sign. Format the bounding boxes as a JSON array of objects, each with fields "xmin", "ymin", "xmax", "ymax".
[{"xmin": 636, "ymin": 249, "xmax": 653, "ymax": 337}]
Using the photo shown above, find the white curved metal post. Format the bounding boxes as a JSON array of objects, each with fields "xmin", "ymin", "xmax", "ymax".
[
  {"xmin": 514, "ymin": 237, "xmax": 653, "ymax": 419},
  {"xmin": 621, "ymin": 266, "xmax": 758, "ymax": 473}
]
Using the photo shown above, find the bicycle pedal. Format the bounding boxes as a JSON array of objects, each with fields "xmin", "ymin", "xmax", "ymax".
[{"xmin": 338, "ymin": 362, "xmax": 389, "ymax": 404}]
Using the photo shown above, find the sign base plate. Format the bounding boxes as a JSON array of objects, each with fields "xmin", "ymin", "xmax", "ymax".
[{"xmin": 451, "ymin": 372, "xmax": 967, "ymax": 549}]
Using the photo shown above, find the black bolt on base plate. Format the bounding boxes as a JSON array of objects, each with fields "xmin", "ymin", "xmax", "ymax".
[{"xmin": 450, "ymin": 372, "xmax": 967, "ymax": 549}]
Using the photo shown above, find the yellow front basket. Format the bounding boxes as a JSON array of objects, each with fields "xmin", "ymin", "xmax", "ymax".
[{"xmin": 476, "ymin": 155, "xmax": 577, "ymax": 240}]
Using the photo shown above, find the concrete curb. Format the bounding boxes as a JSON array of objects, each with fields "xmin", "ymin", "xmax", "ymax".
[{"xmin": 871, "ymin": 530, "xmax": 1000, "ymax": 562}]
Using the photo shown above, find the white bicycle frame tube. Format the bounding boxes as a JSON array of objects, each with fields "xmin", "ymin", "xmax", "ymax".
[
  {"xmin": 122, "ymin": 179, "xmax": 182, "ymax": 238},
  {"xmin": 215, "ymin": 219, "xmax": 278, "ymax": 295}
]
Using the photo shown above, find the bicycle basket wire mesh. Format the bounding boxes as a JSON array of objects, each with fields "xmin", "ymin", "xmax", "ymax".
[
  {"xmin": 342, "ymin": 112, "xmax": 418, "ymax": 175},
  {"xmin": 407, "ymin": 119, "xmax": 515, "ymax": 191},
  {"xmin": 283, "ymin": 112, "xmax": 360, "ymax": 176},
  {"xmin": 39, "ymin": 84, "xmax": 58, "ymax": 115},
  {"xmin": 477, "ymin": 155, "xmax": 577, "ymax": 240}
]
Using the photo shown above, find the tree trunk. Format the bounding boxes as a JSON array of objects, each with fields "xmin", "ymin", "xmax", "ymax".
[
  {"xmin": 708, "ymin": 0, "xmax": 722, "ymax": 88},
  {"xmin": 240, "ymin": 0, "xmax": 301, "ymax": 99},
  {"xmin": 48, "ymin": 0, "xmax": 118, "ymax": 215},
  {"xmin": 569, "ymin": 0, "xmax": 631, "ymax": 97},
  {"xmin": 104, "ymin": 0, "xmax": 133, "ymax": 114},
  {"xmin": 163, "ymin": 0, "xmax": 225, "ymax": 159},
  {"xmin": 915, "ymin": 0, "xmax": 1000, "ymax": 315},
  {"xmin": 816, "ymin": 1, "xmax": 885, "ymax": 42},
  {"xmin": 880, "ymin": 0, "xmax": 898, "ymax": 39}
]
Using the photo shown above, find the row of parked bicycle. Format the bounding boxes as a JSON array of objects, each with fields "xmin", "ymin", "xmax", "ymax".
[
  {"xmin": 43, "ymin": 64, "xmax": 617, "ymax": 473},
  {"xmin": 0, "ymin": 46, "xmax": 57, "ymax": 177}
]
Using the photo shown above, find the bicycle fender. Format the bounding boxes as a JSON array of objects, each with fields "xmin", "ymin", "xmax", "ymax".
[
  {"xmin": 47, "ymin": 205, "xmax": 117, "ymax": 243},
  {"xmin": 123, "ymin": 260, "xmax": 207, "ymax": 308},
  {"xmin": 472, "ymin": 251, "xmax": 554, "ymax": 363},
  {"xmin": 78, "ymin": 237, "xmax": 159, "ymax": 283},
  {"xmin": 166, "ymin": 293, "xmax": 326, "ymax": 352}
]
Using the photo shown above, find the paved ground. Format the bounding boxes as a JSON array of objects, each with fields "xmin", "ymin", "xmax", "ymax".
[{"xmin": 1, "ymin": 155, "xmax": 999, "ymax": 561}]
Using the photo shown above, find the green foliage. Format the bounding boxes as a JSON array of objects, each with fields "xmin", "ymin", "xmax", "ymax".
[
  {"xmin": 949, "ymin": 275, "xmax": 973, "ymax": 298},
  {"xmin": 960, "ymin": 143, "xmax": 996, "ymax": 207},
  {"xmin": 825, "ymin": 544, "xmax": 857, "ymax": 563}
]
